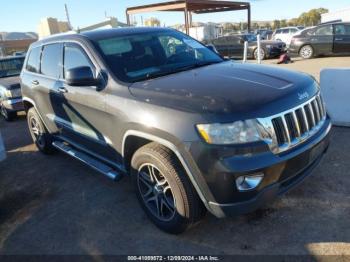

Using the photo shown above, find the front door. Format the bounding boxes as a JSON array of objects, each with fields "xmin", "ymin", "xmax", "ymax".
[
  {"xmin": 52, "ymin": 43, "xmax": 119, "ymax": 164},
  {"xmin": 333, "ymin": 24, "xmax": 350, "ymax": 53}
]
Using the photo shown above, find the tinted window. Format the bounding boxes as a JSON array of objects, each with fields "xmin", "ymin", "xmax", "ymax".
[
  {"xmin": 26, "ymin": 47, "xmax": 41, "ymax": 73},
  {"xmin": 290, "ymin": 28, "xmax": 298, "ymax": 33},
  {"xmin": 282, "ymin": 29, "xmax": 290, "ymax": 34},
  {"xmin": 315, "ymin": 25, "xmax": 333, "ymax": 36},
  {"xmin": 275, "ymin": 29, "xmax": 282, "ymax": 34},
  {"xmin": 64, "ymin": 45, "xmax": 93, "ymax": 78},
  {"xmin": 335, "ymin": 24, "xmax": 350, "ymax": 35},
  {"xmin": 0, "ymin": 57, "xmax": 24, "ymax": 78},
  {"xmin": 93, "ymin": 30, "xmax": 223, "ymax": 83},
  {"xmin": 41, "ymin": 44, "xmax": 62, "ymax": 78}
]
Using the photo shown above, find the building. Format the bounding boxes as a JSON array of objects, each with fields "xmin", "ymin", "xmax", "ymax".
[
  {"xmin": 322, "ymin": 7, "xmax": 350, "ymax": 23},
  {"xmin": 144, "ymin": 17, "xmax": 161, "ymax": 27},
  {"xmin": 0, "ymin": 39, "xmax": 37, "ymax": 56},
  {"xmin": 38, "ymin": 17, "xmax": 71, "ymax": 39},
  {"xmin": 79, "ymin": 17, "xmax": 128, "ymax": 32}
]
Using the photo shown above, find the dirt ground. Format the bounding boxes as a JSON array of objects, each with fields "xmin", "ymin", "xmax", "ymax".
[{"xmin": 0, "ymin": 57, "xmax": 350, "ymax": 258}]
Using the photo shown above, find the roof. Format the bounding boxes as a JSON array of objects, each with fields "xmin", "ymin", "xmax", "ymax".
[
  {"xmin": 0, "ymin": 55, "xmax": 25, "ymax": 61},
  {"xmin": 31, "ymin": 27, "xmax": 173, "ymax": 47},
  {"xmin": 126, "ymin": 0, "xmax": 250, "ymax": 14}
]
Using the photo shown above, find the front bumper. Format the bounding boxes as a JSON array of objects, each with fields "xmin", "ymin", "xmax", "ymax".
[
  {"xmin": 188, "ymin": 118, "xmax": 331, "ymax": 217},
  {"xmin": 1, "ymin": 98, "xmax": 24, "ymax": 112}
]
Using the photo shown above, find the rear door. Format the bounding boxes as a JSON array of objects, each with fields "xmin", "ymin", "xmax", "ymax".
[
  {"xmin": 21, "ymin": 44, "xmax": 64, "ymax": 133},
  {"xmin": 309, "ymin": 25, "xmax": 334, "ymax": 55},
  {"xmin": 333, "ymin": 24, "xmax": 350, "ymax": 53}
]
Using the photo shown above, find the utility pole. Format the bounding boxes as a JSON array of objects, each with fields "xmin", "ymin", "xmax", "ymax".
[{"xmin": 65, "ymin": 4, "xmax": 73, "ymax": 30}]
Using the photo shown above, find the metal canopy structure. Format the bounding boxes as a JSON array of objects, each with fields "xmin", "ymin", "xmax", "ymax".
[{"xmin": 126, "ymin": 0, "xmax": 251, "ymax": 34}]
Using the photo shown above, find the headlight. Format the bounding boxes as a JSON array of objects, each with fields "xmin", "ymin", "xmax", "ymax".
[{"xmin": 196, "ymin": 120, "xmax": 261, "ymax": 145}]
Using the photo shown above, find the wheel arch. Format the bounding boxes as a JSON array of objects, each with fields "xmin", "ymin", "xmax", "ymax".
[{"xmin": 121, "ymin": 130, "xmax": 220, "ymax": 216}]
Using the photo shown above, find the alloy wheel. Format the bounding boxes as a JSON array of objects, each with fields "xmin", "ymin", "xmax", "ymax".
[
  {"xmin": 137, "ymin": 163, "xmax": 176, "ymax": 222},
  {"xmin": 300, "ymin": 46, "xmax": 313, "ymax": 59},
  {"xmin": 29, "ymin": 116, "xmax": 45, "ymax": 148}
]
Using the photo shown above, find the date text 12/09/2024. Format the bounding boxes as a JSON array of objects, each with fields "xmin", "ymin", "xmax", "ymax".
[{"xmin": 127, "ymin": 256, "xmax": 220, "ymax": 261}]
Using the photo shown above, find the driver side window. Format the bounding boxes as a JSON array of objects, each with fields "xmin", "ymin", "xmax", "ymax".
[{"xmin": 64, "ymin": 44, "xmax": 94, "ymax": 79}]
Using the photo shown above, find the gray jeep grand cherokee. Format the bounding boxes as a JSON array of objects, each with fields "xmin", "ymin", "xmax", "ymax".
[{"xmin": 21, "ymin": 28, "xmax": 331, "ymax": 234}]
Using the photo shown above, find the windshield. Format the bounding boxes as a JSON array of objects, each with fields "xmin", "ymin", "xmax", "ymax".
[
  {"xmin": 0, "ymin": 57, "xmax": 25, "ymax": 78},
  {"xmin": 92, "ymin": 30, "xmax": 223, "ymax": 83},
  {"xmin": 245, "ymin": 34, "xmax": 257, "ymax": 42}
]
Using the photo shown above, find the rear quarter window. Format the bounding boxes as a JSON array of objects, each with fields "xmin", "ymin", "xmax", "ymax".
[{"xmin": 26, "ymin": 47, "xmax": 41, "ymax": 73}]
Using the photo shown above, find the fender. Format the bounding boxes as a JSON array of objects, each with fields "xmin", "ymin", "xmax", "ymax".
[{"xmin": 122, "ymin": 130, "xmax": 225, "ymax": 217}]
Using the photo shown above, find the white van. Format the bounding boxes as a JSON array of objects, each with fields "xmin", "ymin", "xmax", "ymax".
[{"xmin": 273, "ymin": 26, "xmax": 304, "ymax": 46}]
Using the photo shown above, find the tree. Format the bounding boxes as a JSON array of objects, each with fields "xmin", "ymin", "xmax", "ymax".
[
  {"xmin": 273, "ymin": 20, "xmax": 280, "ymax": 30},
  {"xmin": 280, "ymin": 19, "xmax": 287, "ymax": 28}
]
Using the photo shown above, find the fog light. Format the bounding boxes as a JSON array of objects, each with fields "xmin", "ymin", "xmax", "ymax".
[{"xmin": 236, "ymin": 173, "xmax": 264, "ymax": 191}]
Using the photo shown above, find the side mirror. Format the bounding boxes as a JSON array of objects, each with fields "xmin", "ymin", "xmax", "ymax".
[
  {"xmin": 66, "ymin": 66, "xmax": 98, "ymax": 87},
  {"xmin": 239, "ymin": 39, "xmax": 245, "ymax": 44}
]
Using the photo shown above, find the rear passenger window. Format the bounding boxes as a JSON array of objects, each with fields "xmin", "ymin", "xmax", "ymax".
[
  {"xmin": 41, "ymin": 44, "xmax": 62, "ymax": 78},
  {"xmin": 315, "ymin": 25, "xmax": 333, "ymax": 36},
  {"xmin": 335, "ymin": 24, "xmax": 350, "ymax": 35},
  {"xmin": 26, "ymin": 47, "xmax": 41, "ymax": 73},
  {"xmin": 64, "ymin": 45, "xmax": 93, "ymax": 78},
  {"xmin": 282, "ymin": 29, "xmax": 290, "ymax": 34}
]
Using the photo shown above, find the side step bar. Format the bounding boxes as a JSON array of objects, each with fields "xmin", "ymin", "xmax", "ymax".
[{"xmin": 52, "ymin": 141, "xmax": 122, "ymax": 181}]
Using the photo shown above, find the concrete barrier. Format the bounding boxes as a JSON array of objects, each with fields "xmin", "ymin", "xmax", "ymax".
[
  {"xmin": 0, "ymin": 132, "xmax": 5, "ymax": 161},
  {"xmin": 320, "ymin": 68, "xmax": 350, "ymax": 127}
]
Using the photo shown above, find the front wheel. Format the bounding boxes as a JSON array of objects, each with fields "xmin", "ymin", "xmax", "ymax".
[
  {"xmin": 27, "ymin": 107, "xmax": 55, "ymax": 154},
  {"xmin": 254, "ymin": 48, "xmax": 266, "ymax": 60},
  {"xmin": 299, "ymin": 45, "xmax": 314, "ymax": 59},
  {"xmin": 131, "ymin": 143, "xmax": 205, "ymax": 234}
]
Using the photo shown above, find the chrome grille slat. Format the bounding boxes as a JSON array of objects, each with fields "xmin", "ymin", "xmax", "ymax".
[
  {"xmin": 258, "ymin": 94, "xmax": 327, "ymax": 154},
  {"xmin": 291, "ymin": 111, "xmax": 301, "ymax": 138}
]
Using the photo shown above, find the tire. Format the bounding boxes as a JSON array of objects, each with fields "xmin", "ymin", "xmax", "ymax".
[
  {"xmin": 299, "ymin": 45, "xmax": 314, "ymax": 59},
  {"xmin": 131, "ymin": 143, "xmax": 206, "ymax": 234},
  {"xmin": 1, "ymin": 105, "xmax": 16, "ymax": 122},
  {"xmin": 254, "ymin": 48, "xmax": 266, "ymax": 60},
  {"xmin": 27, "ymin": 107, "xmax": 55, "ymax": 154}
]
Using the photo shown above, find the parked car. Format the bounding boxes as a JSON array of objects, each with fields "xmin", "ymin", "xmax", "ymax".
[
  {"xmin": 0, "ymin": 56, "xmax": 25, "ymax": 121},
  {"xmin": 204, "ymin": 34, "xmax": 286, "ymax": 60},
  {"xmin": 289, "ymin": 22, "xmax": 350, "ymax": 59},
  {"xmin": 21, "ymin": 27, "xmax": 331, "ymax": 234},
  {"xmin": 273, "ymin": 26, "xmax": 304, "ymax": 46},
  {"xmin": 255, "ymin": 29, "xmax": 273, "ymax": 40}
]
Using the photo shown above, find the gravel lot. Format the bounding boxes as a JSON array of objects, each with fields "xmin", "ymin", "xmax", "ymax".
[{"xmin": 0, "ymin": 58, "xmax": 350, "ymax": 258}]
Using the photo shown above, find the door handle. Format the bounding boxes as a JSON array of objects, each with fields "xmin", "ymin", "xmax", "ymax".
[
  {"xmin": 335, "ymin": 38, "xmax": 343, "ymax": 41},
  {"xmin": 32, "ymin": 80, "xmax": 39, "ymax": 86},
  {"xmin": 58, "ymin": 87, "xmax": 68, "ymax": 93}
]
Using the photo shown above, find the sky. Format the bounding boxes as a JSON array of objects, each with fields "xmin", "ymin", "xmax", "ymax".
[{"xmin": 1, "ymin": 0, "xmax": 350, "ymax": 32}]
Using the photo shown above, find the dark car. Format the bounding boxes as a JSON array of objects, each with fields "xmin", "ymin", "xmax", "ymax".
[
  {"xmin": 255, "ymin": 29, "xmax": 273, "ymax": 40},
  {"xmin": 289, "ymin": 22, "xmax": 350, "ymax": 59},
  {"xmin": 21, "ymin": 28, "xmax": 331, "ymax": 234},
  {"xmin": 0, "ymin": 56, "xmax": 25, "ymax": 121},
  {"xmin": 204, "ymin": 34, "xmax": 286, "ymax": 60}
]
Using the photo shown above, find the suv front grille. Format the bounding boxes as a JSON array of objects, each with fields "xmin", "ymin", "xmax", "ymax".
[{"xmin": 258, "ymin": 94, "xmax": 327, "ymax": 154}]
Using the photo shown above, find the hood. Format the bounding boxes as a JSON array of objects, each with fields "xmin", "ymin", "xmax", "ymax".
[
  {"xmin": 129, "ymin": 61, "xmax": 318, "ymax": 118},
  {"xmin": 0, "ymin": 76, "xmax": 21, "ymax": 89}
]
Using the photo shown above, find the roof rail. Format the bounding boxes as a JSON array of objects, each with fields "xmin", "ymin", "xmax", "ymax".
[{"xmin": 319, "ymin": 19, "xmax": 342, "ymax": 25}]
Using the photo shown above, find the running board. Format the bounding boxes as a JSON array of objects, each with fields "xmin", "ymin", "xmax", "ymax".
[{"xmin": 52, "ymin": 141, "xmax": 122, "ymax": 181}]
